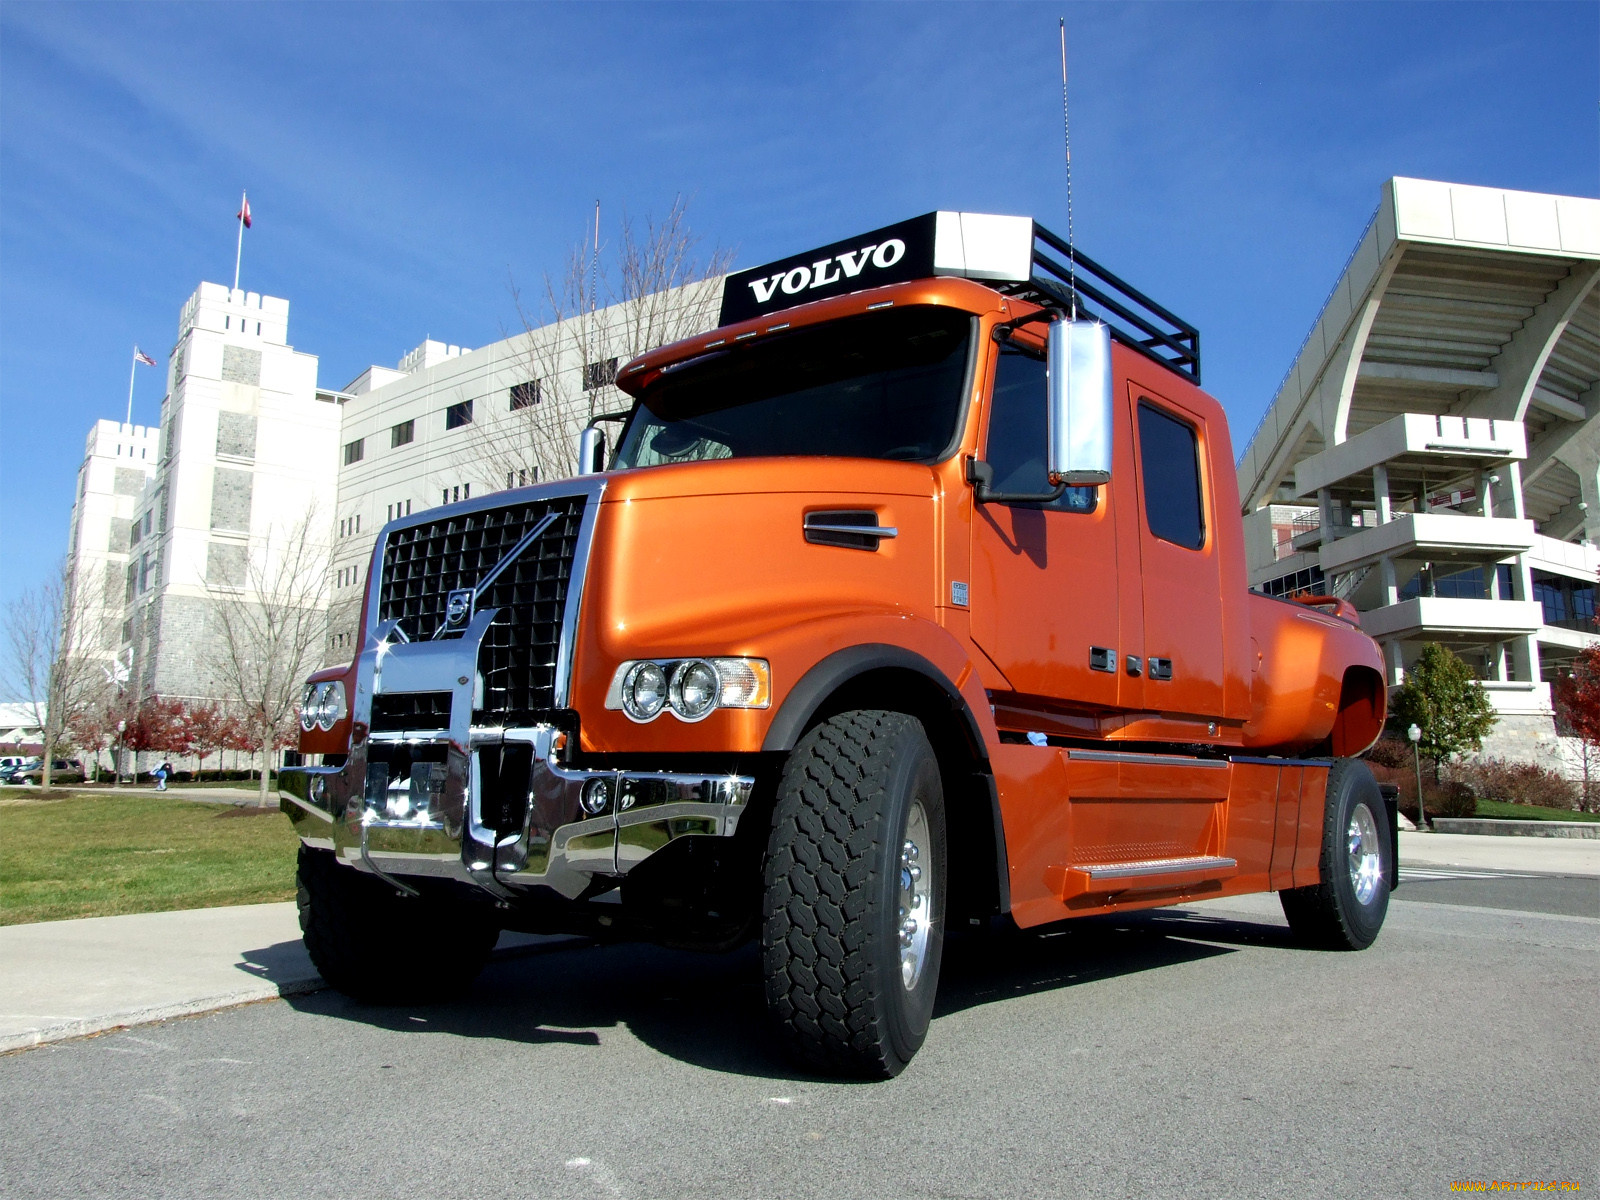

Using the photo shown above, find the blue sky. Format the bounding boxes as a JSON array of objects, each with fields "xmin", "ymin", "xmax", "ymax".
[{"xmin": 1, "ymin": 1, "xmax": 1594, "ymax": 611}]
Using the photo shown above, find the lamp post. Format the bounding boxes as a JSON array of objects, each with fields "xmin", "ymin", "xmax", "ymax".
[
  {"xmin": 1408, "ymin": 722, "xmax": 1425, "ymax": 831},
  {"xmin": 115, "ymin": 720, "xmax": 126, "ymax": 787}
]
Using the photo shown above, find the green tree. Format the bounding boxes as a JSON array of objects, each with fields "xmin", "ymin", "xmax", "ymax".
[{"xmin": 1391, "ymin": 642, "xmax": 1497, "ymax": 779}]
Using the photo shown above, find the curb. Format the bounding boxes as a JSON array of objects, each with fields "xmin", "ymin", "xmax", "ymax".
[
  {"xmin": 1432, "ymin": 818, "xmax": 1600, "ymax": 840},
  {"xmin": 0, "ymin": 932, "xmax": 586, "ymax": 1055},
  {"xmin": 0, "ymin": 975, "xmax": 326, "ymax": 1055}
]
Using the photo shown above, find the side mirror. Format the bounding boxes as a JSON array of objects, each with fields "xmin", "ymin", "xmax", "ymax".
[
  {"xmin": 1046, "ymin": 319, "xmax": 1113, "ymax": 486},
  {"xmin": 577, "ymin": 426, "xmax": 606, "ymax": 476}
]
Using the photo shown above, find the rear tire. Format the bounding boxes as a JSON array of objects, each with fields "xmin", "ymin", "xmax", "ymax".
[
  {"xmin": 762, "ymin": 711, "xmax": 947, "ymax": 1078},
  {"xmin": 296, "ymin": 845, "xmax": 498, "ymax": 1003},
  {"xmin": 1280, "ymin": 758, "xmax": 1391, "ymax": 950}
]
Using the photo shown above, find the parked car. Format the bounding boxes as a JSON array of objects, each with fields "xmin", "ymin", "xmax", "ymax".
[
  {"xmin": 0, "ymin": 758, "xmax": 40, "ymax": 785},
  {"xmin": 15, "ymin": 758, "xmax": 85, "ymax": 786}
]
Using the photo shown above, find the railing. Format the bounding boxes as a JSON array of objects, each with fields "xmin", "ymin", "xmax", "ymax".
[{"xmin": 1003, "ymin": 224, "xmax": 1202, "ymax": 384}]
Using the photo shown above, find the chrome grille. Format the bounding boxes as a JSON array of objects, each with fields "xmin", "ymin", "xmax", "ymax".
[{"xmin": 377, "ymin": 494, "xmax": 589, "ymax": 722}]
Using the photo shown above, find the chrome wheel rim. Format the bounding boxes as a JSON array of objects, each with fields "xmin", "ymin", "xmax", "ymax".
[
  {"xmin": 898, "ymin": 801, "xmax": 935, "ymax": 990},
  {"xmin": 1347, "ymin": 803, "xmax": 1383, "ymax": 906}
]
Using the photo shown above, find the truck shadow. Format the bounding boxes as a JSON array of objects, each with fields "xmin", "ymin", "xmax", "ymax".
[{"xmin": 278, "ymin": 907, "xmax": 1284, "ymax": 1081}]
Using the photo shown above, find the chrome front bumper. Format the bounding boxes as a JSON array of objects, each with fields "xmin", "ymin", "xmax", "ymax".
[{"xmin": 279, "ymin": 725, "xmax": 753, "ymax": 899}]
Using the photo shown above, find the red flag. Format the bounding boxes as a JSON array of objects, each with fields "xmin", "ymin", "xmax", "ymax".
[
  {"xmin": 133, "ymin": 347, "xmax": 156, "ymax": 367},
  {"xmin": 237, "ymin": 196, "xmax": 252, "ymax": 229}
]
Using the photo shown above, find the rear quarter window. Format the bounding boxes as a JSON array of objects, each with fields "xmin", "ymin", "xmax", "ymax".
[{"xmin": 1137, "ymin": 401, "xmax": 1204, "ymax": 549}]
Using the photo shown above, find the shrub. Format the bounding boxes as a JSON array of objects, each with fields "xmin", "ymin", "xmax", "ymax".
[
  {"xmin": 1369, "ymin": 760, "xmax": 1475, "ymax": 824},
  {"xmin": 1453, "ymin": 758, "xmax": 1578, "ymax": 811},
  {"xmin": 1364, "ymin": 738, "xmax": 1411, "ymax": 769}
]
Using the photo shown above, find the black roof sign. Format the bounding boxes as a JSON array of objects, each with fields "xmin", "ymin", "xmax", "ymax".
[{"xmin": 719, "ymin": 214, "xmax": 940, "ymax": 325}]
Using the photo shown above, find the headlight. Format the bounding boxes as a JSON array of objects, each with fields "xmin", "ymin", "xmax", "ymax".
[
  {"xmin": 669, "ymin": 660, "xmax": 719, "ymax": 722},
  {"xmin": 316, "ymin": 681, "xmax": 347, "ymax": 732},
  {"xmin": 607, "ymin": 657, "xmax": 770, "ymax": 722},
  {"xmin": 620, "ymin": 661, "xmax": 668, "ymax": 722},
  {"xmin": 301, "ymin": 681, "xmax": 348, "ymax": 732}
]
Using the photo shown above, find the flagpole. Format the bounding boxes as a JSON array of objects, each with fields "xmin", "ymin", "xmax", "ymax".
[
  {"xmin": 126, "ymin": 350, "xmax": 137, "ymax": 427},
  {"xmin": 233, "ymin": 190, "xmax": 246, "ymax": 292}
]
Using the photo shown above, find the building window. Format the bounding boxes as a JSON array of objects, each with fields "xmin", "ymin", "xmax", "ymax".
[
  {"xmin": 391, "ymin": 420, "xmax": 414, "ymax": 448},
  {"xmin": 1400, "ymin": 564, "xmax": 1514, "ymax": 603},
  {"xmin": 445, "ymin": 400, "xmax": 473, "ymax": 429},
  {"xmin": 404, "ymin": 500, "xmax": 411, "ymax": 516},
  {"xmin": 343, "ymin": 438, "xmax": 364, "ymax": 465},
  {"xmin": 463, "ymin": 483, "xmax": 470, "ymax": 499},
  {"xmin": 510, "ymin": 380, "xmax": 541, "ymax": 409},
  {"xmin": 583, "ymin": 358, "xmax": 618, "ymax": 392}
]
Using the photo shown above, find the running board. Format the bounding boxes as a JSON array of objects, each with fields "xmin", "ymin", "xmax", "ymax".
[{"xmin": 1052, "ymin": 855, "xmax": 1237, "ymax": 901}]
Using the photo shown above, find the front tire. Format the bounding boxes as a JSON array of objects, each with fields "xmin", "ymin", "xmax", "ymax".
[
  {"xmin": 296, "ymin": 845, "xmax": 498, "ymax": 1003},
  {"xmin": 1280, "ymin": 758, "xmax": 1391, "ymax": 950},
  {"xmin": 761, "ymin": 711, "xmax": 947, "ymax": 1078}
]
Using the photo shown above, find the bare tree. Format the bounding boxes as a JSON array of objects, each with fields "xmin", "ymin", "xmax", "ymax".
[
  {"xmin": 456, "ymin": 196, "xmax": 731, "ymax": 490},
  {"xmin": 2, "ymin": 560, "xmax": 103, "ymax": 792},
  {"xmin": 205, "ymin": 509, "xmax": 332, "ymax": 805}
]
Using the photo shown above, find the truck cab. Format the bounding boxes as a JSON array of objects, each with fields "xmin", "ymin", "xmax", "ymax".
[{"xmin": 282, "ymin": 212, "xmax": 1392, "ymax": 1078}]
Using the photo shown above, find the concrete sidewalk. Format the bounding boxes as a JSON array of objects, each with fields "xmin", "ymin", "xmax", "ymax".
[
  {"xmin": 1398, "ymin": 829, "xmax": 1600, "ymax": 875},
  {"xmin": 0, "ymin": 902, "xmax": 314, "ymax": 1054},
  {"xmin": 2, "ymin": 832, "xmax": 1594, "ymax": 1055},
  {"xmin": 0, "ymin": 903, "xmax": 571, "ymax": 1054}
]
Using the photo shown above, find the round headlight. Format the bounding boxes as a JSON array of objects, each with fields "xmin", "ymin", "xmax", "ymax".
[
  {"xmin": 316, "ymin": 681, "xmax": 345, "ymax": 732},
  {"xmin": 621, "ymin": 661, "xmax": 668, "ymax": 722},
  {"xmin": 300, "ymin": 683, "xmax": 320, "ymax": 731},
  {"xmin": 669, "ymin": 659, "xmax": 719, "ymax": 722}
]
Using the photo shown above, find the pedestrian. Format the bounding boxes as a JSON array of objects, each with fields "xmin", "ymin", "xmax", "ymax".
[{"xmin": 155, "ymin": 761, "xmax": 170, "ymax": 791}]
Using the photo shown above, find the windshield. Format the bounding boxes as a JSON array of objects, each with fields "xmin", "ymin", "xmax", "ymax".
[{"xmin": 614, "ymin": 306, "xmax": 974, "ymax": 468}]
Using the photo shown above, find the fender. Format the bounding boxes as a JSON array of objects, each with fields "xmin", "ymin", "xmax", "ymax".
[{"xmin": 762, "ymin": 642, "xmax": 987, "ymax": 757}]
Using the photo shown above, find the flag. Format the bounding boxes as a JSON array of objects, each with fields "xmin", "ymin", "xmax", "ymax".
[
  {"xmin": 237, "ymin": 196, "xmax": 252, "ymax": 229},
  {"xmin": 133, "ymin": 347, "xmax": 156, "ymax": 367}
]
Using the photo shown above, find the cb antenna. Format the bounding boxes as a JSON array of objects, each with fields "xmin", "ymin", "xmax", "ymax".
[{"xmin": 1059, "ymin": 16, "xmax": 1077, "ymax": 319}]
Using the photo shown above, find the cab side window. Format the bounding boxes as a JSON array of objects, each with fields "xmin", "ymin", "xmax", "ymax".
[
  {"xmin": 985, "ymin": 346, "xmax": 1096, "ymax": 513},
  {"xmin": 1137, "ymin": 401, "xmax": 1204, "ymax": 548}
]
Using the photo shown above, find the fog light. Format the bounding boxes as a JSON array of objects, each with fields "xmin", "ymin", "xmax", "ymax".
[
  {"xmin": 669, "ymin": 660, "xmax": 718, "ymax": 722},
  {"xmin": 620, "ymin": 661, "xmax": 668, "ymax": 722},
  {"xmin": 581, "ymin": 777, "xmax": 613, "ymax": 815}
]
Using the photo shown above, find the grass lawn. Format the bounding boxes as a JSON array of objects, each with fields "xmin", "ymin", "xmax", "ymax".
[
  {"xmin": 0, "ymin": 793, "xmax": 302, "ymax": 926},
  {"xmin": 1473, "ymin": 798, "xmax": 1600, "ymax": 823}
]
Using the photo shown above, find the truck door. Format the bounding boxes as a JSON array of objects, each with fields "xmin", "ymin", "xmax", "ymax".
[
  {"xmin": 970, "ymin": 342, "xmax": 1122, "ymax": 727},
  {"xmin": 1128, "ymin": 384, "xmax": 1225, "ymax": 724}
]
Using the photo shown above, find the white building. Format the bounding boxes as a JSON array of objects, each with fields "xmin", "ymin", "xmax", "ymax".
[
  {"xmin": 1238, "ymin": 177, "xmax": 1600, "ymax": 763},
  {"xmin": 124, "ymin": 282, "xmax": 341, "ymax": 701},
  {"xmin": 65, "ymin": 420, "xmax": 159, "ymax": 672},
  {"xmin": 324, "ymin": 285, "xmax": 721, "ymax": 656}
]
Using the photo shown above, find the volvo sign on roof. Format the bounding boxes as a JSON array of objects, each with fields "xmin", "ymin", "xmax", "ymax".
[{"xmin": 718, "ymin": 211, "xmax": 1036, "ymax": 325}]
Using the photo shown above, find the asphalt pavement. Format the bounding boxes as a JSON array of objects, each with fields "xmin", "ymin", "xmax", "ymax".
[{"xmin": 1, "ymin": 859, "xmax": 1593, "ymax": 1199}]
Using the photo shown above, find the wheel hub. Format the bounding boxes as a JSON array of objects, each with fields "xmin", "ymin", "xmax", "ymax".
[
  {"xmin": 899, "ymin": 801, "xmax": 934, "ymax": 990},
  {"xmin": 1347, "ymin": 804, "xmax": 1383, "ymax": 906}
]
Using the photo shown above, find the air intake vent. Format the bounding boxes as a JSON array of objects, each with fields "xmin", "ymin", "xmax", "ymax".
[{"xmin": 803, "ymin": 510, "xmax": 898, "ymax": 551}]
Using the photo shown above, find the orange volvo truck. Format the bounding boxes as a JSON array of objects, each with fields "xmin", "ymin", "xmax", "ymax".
[{"xmin": 282, "ymin": 212, "xmax": 1394, "ymax": 1077}]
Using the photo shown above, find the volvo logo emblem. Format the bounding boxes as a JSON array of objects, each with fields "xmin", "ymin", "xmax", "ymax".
[{"xmin": 444, "ymin": 588, "xmax": 474, "ymax": 627}]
